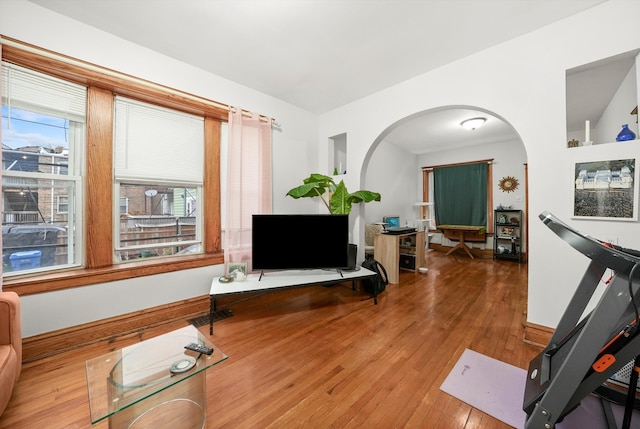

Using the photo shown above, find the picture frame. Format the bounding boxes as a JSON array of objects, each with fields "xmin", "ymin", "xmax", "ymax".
[
  {"xmin": 573, "ymin": 158, "xmax": 637, "ymax": 221},
  {"xmin": 227, "ymin": 262, "xmax": 248, "ymax": 280}
]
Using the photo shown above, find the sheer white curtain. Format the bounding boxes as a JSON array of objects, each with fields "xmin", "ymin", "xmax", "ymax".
[
  {"xmin": 225, "ymin": 109, "xmax": 272, "ymax": 272},
  {"xmin": 1, "ymin": 44, "xmax": 3, "ymax": 290}
]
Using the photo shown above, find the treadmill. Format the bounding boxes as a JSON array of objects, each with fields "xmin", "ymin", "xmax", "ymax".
[{"xmin": 524, "ymin": 211, "xmax": 640, "ymax": 429}]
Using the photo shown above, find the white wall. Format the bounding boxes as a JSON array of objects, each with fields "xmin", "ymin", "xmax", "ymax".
[
  {"xmin": 4, "ymin": 0, "xmax": 640, "ymax": 336},
  {"xmin": 1, "ymin": 0, "xmax": 318, "ymax": 337},
  {"xmin": 596, "ymin": 62, "xmax": 639, "ymax": 144},
  {"xmin": 364, "ymin": 141, "xmax": 419, "ymax": 226},
  {"xmin": 318, "ymin": 0, "xmax": 640, "ymax": 330}
]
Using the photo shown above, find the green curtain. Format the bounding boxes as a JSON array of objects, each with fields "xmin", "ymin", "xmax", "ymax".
[{"xmin": 434, "ymin": 163, "xmax": 487, "ymax": 226}]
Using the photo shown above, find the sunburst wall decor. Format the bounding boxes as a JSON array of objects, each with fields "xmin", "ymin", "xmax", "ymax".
[{"xmin": 498, "ymin": 176, "xmax": 519, "ymax": 193}]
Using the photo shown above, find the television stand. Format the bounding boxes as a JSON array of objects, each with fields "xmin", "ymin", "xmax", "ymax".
[
  {"xmin": 209, "ymin": 268, "xmax": 377, "ymax": 334},
  {"xmin": 258, "ymin": 268, "xmax": 345, "ymax": 281}
]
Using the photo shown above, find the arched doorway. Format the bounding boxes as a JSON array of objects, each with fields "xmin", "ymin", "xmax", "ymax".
[{"xmin": 360, "ymin": 105, "xmax": 528, "ymax": 260}]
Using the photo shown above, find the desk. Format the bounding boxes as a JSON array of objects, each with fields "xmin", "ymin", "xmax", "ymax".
[
  {"xmin": 439, "ymin": 225, "xmax": 486, "ymax": 259},
  {"xmin": 374, "ymin": 230, "xmax": 425, "ymax": 284},
  {"xmin": 85, "ymin": 325, "xmax": 227, "ymax": 428},
  {"xmin": 209, "ymin": 268, "xmax": 377, "ymax": 334}
]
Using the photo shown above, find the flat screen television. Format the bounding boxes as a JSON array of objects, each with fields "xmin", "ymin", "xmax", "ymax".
[{"xmin": 252, "ymin": 214, "xmax": 349, "ymax": 272}]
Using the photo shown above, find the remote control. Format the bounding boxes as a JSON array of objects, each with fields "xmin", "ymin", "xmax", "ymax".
[{"xmin": 184, "ymin": 342, "xmax": 213, "ymax": 355}]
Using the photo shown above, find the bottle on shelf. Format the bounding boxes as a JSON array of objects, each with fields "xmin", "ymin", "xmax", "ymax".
[{"xmin": 616, "ymin": 124, "xmax": 636, "ymax": 142}]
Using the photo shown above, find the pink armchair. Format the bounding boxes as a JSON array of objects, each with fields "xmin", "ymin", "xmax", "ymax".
[{"xmin": 0, "ymin": 291, "xmax": 21, "ymax": 416}]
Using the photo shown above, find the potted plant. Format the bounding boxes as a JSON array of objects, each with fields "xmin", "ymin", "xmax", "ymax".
[{"xmin": 286, "ymin": 173, "xmax": 380, "ymax": 214}]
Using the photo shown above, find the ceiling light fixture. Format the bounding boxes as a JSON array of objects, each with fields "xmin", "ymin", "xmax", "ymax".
[{"xmin": 461, "ymin": 117, "xmax": 487, "ymax": 131}]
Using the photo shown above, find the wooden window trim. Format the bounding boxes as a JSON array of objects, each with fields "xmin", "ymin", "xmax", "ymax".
[
  {"xmin": 2, "ymin": 39, "xmax": 225, "ymax": 296},
  {"xmin": 1, "ymin": 38, "xmax": 229, "ymax": 121}
]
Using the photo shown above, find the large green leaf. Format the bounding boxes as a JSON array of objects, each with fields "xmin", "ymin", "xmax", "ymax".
[
  {"xmin": 286, "ymin": 173, "xmax": 380, "ymax": 214},
  {"xmin": 286, "ymin": 174, "xmax": 335, "ymax": 199},
  {"xmin": 330, "ymin": 181, "xmax": 350, "ymax": 214},
  {"xmin": 303, "ymin": 173, "xmax": 335, "ymax": 187},
  {"xmin": 347, "ymin": 190, "xmax": 381, "ymax": 205},
  {"xmin": 285, "ymin": 183, "xmax": 324, "ymax": 199}
]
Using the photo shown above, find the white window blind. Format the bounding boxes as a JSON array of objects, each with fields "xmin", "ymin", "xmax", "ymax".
[
  {"xmin": 114, "ymin": 96, "xmax": 204, "ymax": 184},
  {"xmin": 1, "ymin": 62, "xmax": 86, "ymax": 122}
]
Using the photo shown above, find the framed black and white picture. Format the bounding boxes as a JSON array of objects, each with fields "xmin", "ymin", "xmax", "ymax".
[{"xmin": 573, "ymin": 158, "xmax": 637, "ymax": 220}]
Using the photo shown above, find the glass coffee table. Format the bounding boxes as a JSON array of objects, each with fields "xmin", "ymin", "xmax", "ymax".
[{"xmin": 85, "ymin": 325, "xmax": 227, "ymax": 428}]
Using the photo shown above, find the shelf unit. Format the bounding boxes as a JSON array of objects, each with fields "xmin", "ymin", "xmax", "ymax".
[
  {"xmin": 398, "ymin": 234, "xmax": 419, "ymax": 271},
  {"xmin": 374, "ymin": 230, "xmax": 425, "ymax": 284},
  {"xmin": 414, "ymin": 201, "xmax": 434, "ymax": 252},
  {"xmin": 494, "ymin": 209, "xmax": 523, "ymax": 263}
]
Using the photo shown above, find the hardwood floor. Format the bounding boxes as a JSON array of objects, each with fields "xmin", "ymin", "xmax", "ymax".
[{"xmin": 0, "ymin": 251, "xmax": 541, "ymax": 428}]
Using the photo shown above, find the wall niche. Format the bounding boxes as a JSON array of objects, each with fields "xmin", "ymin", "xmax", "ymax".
[
  {"xmin": 329, "ymin": 132, "xmax": 347, "ymax": 175},
  {"xmin": 566, "ymin": 49, "xmax": 639, "ymax": 147}
]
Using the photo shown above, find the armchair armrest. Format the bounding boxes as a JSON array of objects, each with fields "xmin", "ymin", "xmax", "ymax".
[{"xmin": 0, "ymin": 291, "xmax": 22, "ymax": 370}]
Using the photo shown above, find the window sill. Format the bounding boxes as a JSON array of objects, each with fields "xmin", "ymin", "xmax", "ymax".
[{"xmin": 2, "ymin": 252, "xmax": 224, "ymax": 296}]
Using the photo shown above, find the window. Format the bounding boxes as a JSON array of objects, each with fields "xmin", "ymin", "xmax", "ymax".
[
  {"xmin": 57, "ymin": 195, "xmax": 68, "ymax": 214},
  {"xmin": 113, "ymin": 97, "xmax": 204, "ymax": 262},
  {"xmin": 116, "ymin": 184, "xmax": 200, "ymax": 261},
  {"xmin": 2, "ymin": 40, "xmax": 226, "ymax": 292},
  {"xmin": 423, "ymin": 160, "xmax": 494, "ymax": 232},
  {"xmin": 119, "ymin": 197, "xmax": 129, "ymax": 215},
  {"xmin": 2, "ymin": 63, "xmax": 85, "ymax": 275}
]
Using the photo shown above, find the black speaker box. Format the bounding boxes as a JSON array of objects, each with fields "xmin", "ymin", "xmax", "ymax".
[
  {"xmin": 399, "ymin": 253, "xmax": 416, "ymax": 270},
  {"xmin": 346, "ymin": 243, "xmax": 357, "ymax": 270}
]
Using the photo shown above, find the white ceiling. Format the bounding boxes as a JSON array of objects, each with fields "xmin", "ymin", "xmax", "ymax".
[
  {"xmin": 27, "ymin": 0, "xmax": 608, "ymax": 154},
  {"xmin": 382, "ymin": 108, "xmax": 519, "ymax": 155}
]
